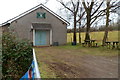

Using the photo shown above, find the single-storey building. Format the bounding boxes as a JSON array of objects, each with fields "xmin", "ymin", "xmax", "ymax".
[{"xmin": 0, "ymin": 4, "xmax": 69, "ymax": 46}]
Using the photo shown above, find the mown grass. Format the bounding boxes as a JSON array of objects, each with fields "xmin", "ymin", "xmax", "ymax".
[
  {"xmin": 56, "ymin": 43, "xmax": 119, "ymax": 57},
  {"xmin": 67, "ymin": 31, "xmax": 119, "ymax": 45}
]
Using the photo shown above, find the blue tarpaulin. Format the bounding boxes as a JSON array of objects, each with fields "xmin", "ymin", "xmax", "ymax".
[
  {"xmin": 20, "ymin": 49, "xmax": 41, "ymax": 80},
  {"xmin": 20, "ymin": 61, "xmax": 35, "ymax": 80}
]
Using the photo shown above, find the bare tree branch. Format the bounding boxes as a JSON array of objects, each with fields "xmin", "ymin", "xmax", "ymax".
[
  {"xmin": 91, "ymin": 1, "xmax": 104, "ymax": 16},
  {"xmin": 75, "ymin": 0, "xmax": 80, "ymax": 14},
  {"xmin": 71, "ymin": 0, "xmax": 75, "ymax": 11},
  {"xmin": 89, "ymin": 0, "xmax": 94, "ymax": 12},
  {"xmin": 110, "ymin": 5, "xmax": 120, "ymax": 13},
  {"xmin": 91, "ymin": 9, "xmax": 105, "ymax": 19},
  {"xmin": 57, "ymin": 0, "xmax": 74, "ymax": 13},
  {"xmin": 82, "ymin": 0, "xmax": 88, "ymax": 11},
  {"xmin": 90, "ymin": 13, "xmax": 106, "ymax": 25},
  {"xmin": 77, "ymin": 11, "xmax": 85, "ymax": 22}
]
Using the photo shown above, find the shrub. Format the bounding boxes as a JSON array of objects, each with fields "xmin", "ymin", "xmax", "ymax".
[{"xmin": 2, "ymin": 32, "xmax": 33, "ymax": 79}]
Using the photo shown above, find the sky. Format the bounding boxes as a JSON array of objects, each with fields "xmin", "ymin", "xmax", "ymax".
[
  {"xmin": 0, "ymin": 0, "xmax": 60, "ymax": 24},
  {"xmin": 0, "ymin": 0, "xmax": 119, "ymax": 28}
]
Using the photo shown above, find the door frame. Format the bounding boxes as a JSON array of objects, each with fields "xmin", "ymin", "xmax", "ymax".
[{"xmin": 33, "ymin": 29, "xmax": 52, "ymax": 46}]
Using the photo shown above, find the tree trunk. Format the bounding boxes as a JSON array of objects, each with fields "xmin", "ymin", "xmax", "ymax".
[
  {"xmin": 102, "ymin": 1, "xmax": 110, "ymax": 46},
  {"xmin": 85, "ymin": 11, "xmax": 91, "ymax": 41},
  {"xmin": 73, "ymin": 13, "xmax": 77, "ymax": 44},
  {"xmin": 79, "ymin": 22, "xmax": 81, "ymax": 44}
]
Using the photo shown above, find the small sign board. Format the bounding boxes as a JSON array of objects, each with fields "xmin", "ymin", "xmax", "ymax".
[{"xmin": 36, "ymin": 12, "xmax": 46, "ymax": 18}]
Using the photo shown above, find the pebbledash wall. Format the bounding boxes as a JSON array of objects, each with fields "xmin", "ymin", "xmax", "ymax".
[{"xmin": 1, "ymin": 4, "xmax": 69, "ymax": 46}]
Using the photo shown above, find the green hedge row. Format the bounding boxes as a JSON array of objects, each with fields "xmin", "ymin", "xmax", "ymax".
[{"xmin": 2, "ymin": 32, "xmax": 33, "ymax": 79}]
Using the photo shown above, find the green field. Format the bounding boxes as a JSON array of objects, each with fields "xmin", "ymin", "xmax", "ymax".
[{"xmin": 67, "ymin": 31, "xmax": 119, "ymax": 45}]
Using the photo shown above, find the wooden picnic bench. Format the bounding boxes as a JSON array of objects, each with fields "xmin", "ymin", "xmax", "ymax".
[
  {"xmin": 105, "ymin": 41, "xmax": 111, "ymax": 49},
  {"xmin": 82, "ymin": 40, "xmax": 98, "ymax": 47},
  {"xmin": 105, "ymin": 41, "xmax": 119, "ymax": 49}
]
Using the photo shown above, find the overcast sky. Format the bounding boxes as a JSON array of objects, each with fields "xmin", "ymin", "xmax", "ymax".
[
  {"xmin": 0, "ymin": 0, "xmax": 60, "ymax": 24},
  {"xmin": 0, "ymin": 0, "xmax": 119, "ymax": 28}
]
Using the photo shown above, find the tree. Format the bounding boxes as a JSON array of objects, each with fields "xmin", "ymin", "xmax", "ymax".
[
  {"xmin": 102, "ymin": 0, "xmax": 120, "ymax": 45},
  {"xmin": 57, "ymin": 0, "xmax": 85, "ymax": 44},
  {"xmin": 102, "ymin": 1, "xmax": 110, "ymax": 45},
  {"xmin": 78, "ymin": 6, "xmax": 85, "ymax": 44},
  {"xmin": 78, "ymin": 21, "xmax": 81, "ymax": 43},
  {"xmin": 82, "ymin": 0, "xmax": 104, "ymax": 41}
]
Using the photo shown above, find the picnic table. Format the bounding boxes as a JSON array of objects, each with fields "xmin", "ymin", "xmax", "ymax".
[
  {"xmin": 105, "ymin": 41, "xmax": 119, "ymax": 49},
  {"xmin": 82, "ymin": 40, "xmax": 97, "ymax": 47}
]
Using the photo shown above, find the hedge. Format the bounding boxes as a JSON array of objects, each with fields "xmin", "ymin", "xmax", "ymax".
[{"xmin": 2, "ymin": 32, "xmax": 33, "ymax": 79}]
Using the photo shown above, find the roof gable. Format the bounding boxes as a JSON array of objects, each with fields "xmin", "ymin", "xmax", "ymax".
[{"xmin": 1, "ymin": 4, "xmax": 70, "ymax": 26}]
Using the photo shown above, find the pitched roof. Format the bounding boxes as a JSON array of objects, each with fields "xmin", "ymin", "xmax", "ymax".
[{"xmin": 1, "ymin": 4, "xmax": 70, "ymax": 26}]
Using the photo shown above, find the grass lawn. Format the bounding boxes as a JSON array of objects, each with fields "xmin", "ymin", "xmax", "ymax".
[
  {"xmin": 67, "ymin": 31, "xmax": 119, "ymax": 45},
  {"xmin": 35, "ymin": 44, "xmax": 119, "ymax": 78}
]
